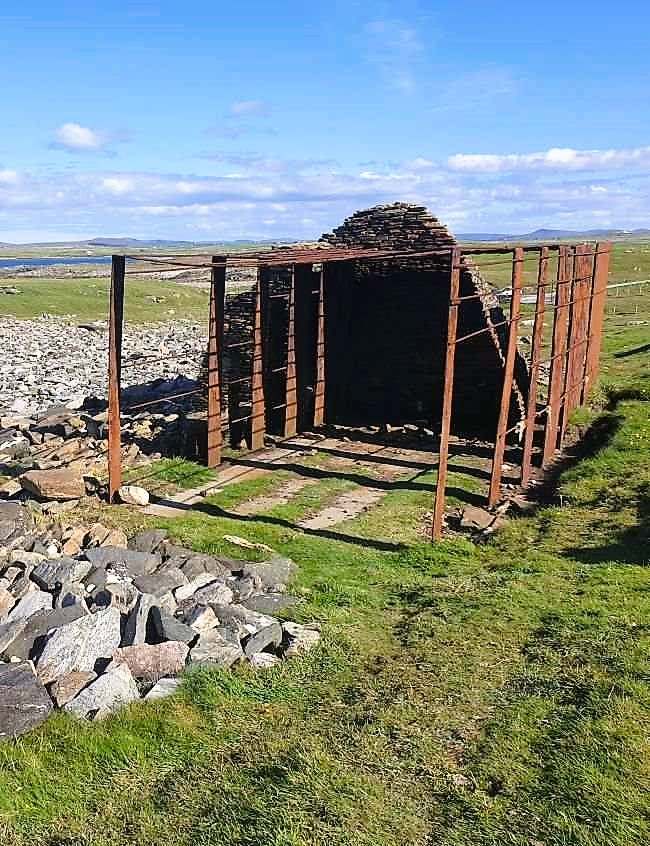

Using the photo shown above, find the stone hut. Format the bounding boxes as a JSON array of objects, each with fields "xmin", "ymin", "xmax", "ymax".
[
  {"xmin": 208, "ymin": 203, "xmax": 527, "ymax": 446},
  {"xmin": 317, "ymin": 203, "xmax": 526, "ymax": 435}
]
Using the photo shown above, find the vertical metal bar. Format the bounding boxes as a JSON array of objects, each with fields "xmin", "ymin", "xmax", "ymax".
[
  {"xmin": 250, "ymin": 267, "xmax": 266, "ymax": 451},
  {"xmin": 313, "ymin": 263, "xmax": 326, "ymax": 427},
  {"xmin": 206, "ymin": 255, "xmax": 225, "ymax": 467},
  {"xmin": 488, "ymin": 247, "xmax": 524, "ymax": 507},
  {"xmin": 283, "ymin": 264, "xmax": 297, "ymax": 437},
  {"xmin": 107, "ymin": 255, "xmax": 125, "ymax": 503},
  {"xmin": 432, "ymin": 247, "xmax": 461, "ymax": 541},
  {"xmin": 521, "ymin": 246, "xmax": 549, "ymax": 486},
  {"xmin": 560, "ymin": 245, "xmax": 587, "ymax": 442},
  {"xmin": 542, "ymin": 246, "xmax": 571, "ymax": 465},
  {"xmin": 583, "ymin": 242, "xmax": 611, "ymax": 396}
]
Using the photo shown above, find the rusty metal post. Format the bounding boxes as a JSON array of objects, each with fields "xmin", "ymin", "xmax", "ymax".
[
  {"xmin": 583, "ymin": 242, "xmax": 611, "ymax": 398},
  {"xmin": 560, "ymin": 244, "xmax": 590, "ymax": 442},
  {"xmin": 542, "ymin": 247, "xmax": 572, "ymax": 465},
  {"xmin": 521, "ymin": 247, "xmax": 549, "ymax": 486},
  {"xmin": 488, "ymin": 247, "xmax": 524, "ymax": 507},
  {"xmin": 283, "ymin": 264, "xmax": 297, "ymax": 437},
  {"xmin": 107, "ymin": 255, "xmax": 125, "ymax": 503},
  {"xmin": 206, "ymin": 255, "xmax": 225, "ymax": 467},
  {"xmin": 250, "ymin": 267, "xmax": 266, "ymax": 451},
  {"xmin": 432, "ymin": 247, "xmax": 461, "ymax": 540},
  {"xmin": 313, "ymin": 263, "xmax": 326, "ymax": 427}
]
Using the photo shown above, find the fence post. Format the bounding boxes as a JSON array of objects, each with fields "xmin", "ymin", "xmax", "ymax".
[
  {"xmin": 313, "ymin": 263, "xmax": 326, "ymax": 427},
  {"xmin": 583, "ymin": 242, "xmax": 611, "ymax": 397},
  {"xmin": 542, "ymin": 246, "xmax": 572, "ymax": 466},
  {"xmin": 488, "ymin": 247, "xmax": 524, "ymax": 507},
  {"xmin": 250, "ymin": 267, "xmax": 266, "ymax": 451},
  {"xmin": 206, "ymin": 255, "xmax": 225, "ymax": 467},
  {"xmin": 521, "ymin": 246, "xmax": 549, "ymax": 486},
  {"xmin": 432, "ymin": 247, "xmax": 461, "ymax": 540},
  {"xmin": 283, "ymin": 264, "xmax": 298, "ymax": 437},
  {"xmin": 560, "ymin": 245, "xmax": 588, "ymax": 443},
  {"xmin": 107, "ymin": 255, "xmax": 125, "ymax": 503}
]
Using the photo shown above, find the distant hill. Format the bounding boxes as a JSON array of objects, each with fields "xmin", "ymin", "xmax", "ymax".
[{"xmin": 458, "ymin": 227, "xmax": 650, "ymax": 242}]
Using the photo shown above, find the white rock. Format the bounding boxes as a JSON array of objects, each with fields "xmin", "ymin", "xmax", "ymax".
[
  {"xmin": 282, "ymin": 621, "xmax": 321, "ymax": 658},
  {"xmin": 173, "ymin": 572, "xmax": 217, "ymax": 603},
  {"xmin": 6, "ymin": 590, "xmax": 53, "ymax": 623},
  {"xmin": 145, "ymin": 677, "xmax": 181, "ymax": 701},
  {"xmin": 185, "ymin": 604, "xmax": 218, "ymax": 632},
  {"xmin": 64, "ymin": 662, "xmax": 140, "ymax": 719},
  {"xmin": 118, "ymin": 485, "xmax": 150, "ymax": 507},
  {"xmin": 249, "ymin": 652, "xmax": 281, "ymax": 669}
]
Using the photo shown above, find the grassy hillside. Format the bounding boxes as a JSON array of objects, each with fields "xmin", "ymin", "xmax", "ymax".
[{"xmin": 0, "ymin": 277, "xmax": 209, "ymax": 323}]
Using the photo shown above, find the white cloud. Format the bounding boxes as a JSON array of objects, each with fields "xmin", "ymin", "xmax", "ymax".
[
  {"xmin": 101, "ymin": 176, "xmax": 134, "ymax": 195},
  {"xmin": 1, "ymin": 151, "xmax": 650, "ymax": 241},
  {"xmin": 448, "ymin": 145, "xmax": 650, "ymax": 173},
  {"xmin": 363, "ymin": 19, "xmax": 424, "ymax": 93},
  {"xmin": 0, "ymin": 169, "xmax": 19, "ymax": 185},
  {"xmin": 230, "ymin": 100, "xmax": 270, "ymax": 117},
  {"xmin": 53, "ymin": 123, "xmax": 106, "ymax": 151}
]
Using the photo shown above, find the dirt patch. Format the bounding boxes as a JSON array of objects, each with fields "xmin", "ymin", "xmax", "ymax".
[
  {"xmin": 234, "ymin": 478, "xmax": 318, "ymax": 515},
  {"xmin": 297, "ymin": 486, "xmax": 387, "ymax": 530}
]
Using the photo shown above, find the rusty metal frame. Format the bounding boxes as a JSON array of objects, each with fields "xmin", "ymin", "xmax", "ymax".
[{"xmin": 107, "ymin": 240, "xmax": 611, "ymax": 535}]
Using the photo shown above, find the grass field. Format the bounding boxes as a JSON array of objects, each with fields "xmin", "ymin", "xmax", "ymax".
[
  {"xmin": 0, "ymin": 254, "xmax": 648, "ymax": 846},
  {"xmin": 0, "ymin": 277, "xmax": 209, "ymax": 323}
]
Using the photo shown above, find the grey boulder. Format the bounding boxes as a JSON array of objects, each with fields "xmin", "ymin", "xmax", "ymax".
[
  {"xmin": 37, "ymin": 606, "xmax": 122, "ymax": 684},
  {"xmin": 84, "ymin": 546, "xmax": 161, "ymax": 576},
  {"xmin": 64, "ymin": 662, "xmax": 140, "ymax": 720},
  {"xmin": 31, "ymin": 557, "xmax": 92, "ymax": 591},
  {"xmin": 188, "ymin": 629, "xmax": 243, "ymax": 668},
  {"xmin": 0, "ymin": 661, "xmax": 53, "ymax": 740}
]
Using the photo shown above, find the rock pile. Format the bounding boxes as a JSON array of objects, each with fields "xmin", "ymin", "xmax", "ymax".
[
  {"xmin": 0, "ymin": 507, "xmax": 320, "ymax": 740},
  {"xmin": 0, "ymin": 392, "xmax": 213, "ymax": 508},
  {"xmin": 0, "ymin": 316, "xmax": 206, "ymax": 417}
]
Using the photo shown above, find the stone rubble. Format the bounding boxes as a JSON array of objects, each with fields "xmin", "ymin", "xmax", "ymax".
[
  {"xmin": 0, "ymin": 504, "xmax": 321, "ymax": 740},
  {"xmin": 0, "ymin": 316, "xmax": 206, "ymax": 417}
]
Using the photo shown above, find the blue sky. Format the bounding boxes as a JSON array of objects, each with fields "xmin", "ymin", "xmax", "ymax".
[{"xmin": 1, "ymin": 0, "xmax": 649, "ymax": 241}]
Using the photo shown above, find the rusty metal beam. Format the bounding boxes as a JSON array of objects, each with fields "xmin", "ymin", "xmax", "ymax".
[
  {"xmin": 313, "ymin": 263, "xmax": 326, "ymax": 427},
  {"xmin": 432, "ymin": 247, "xmax": 461, "ymax": 540},
  {"xmin": 283, "ymin": 265, "xmax": 298, "ymax": 437},
  {"xmin": 488, "ymin": 247, "xmax": 524, "ymax": 507},
  {"xmin": 250, "ymin": 269, "xmax": 266, "ymax": 450},
  {"xmin": 107, "ymin": 255, "xmax": 125, "ymax": 503},
  {"xmin": 542, "ymin": 247, "xmax": 572, "ymax": 465},
  {"xmin": 583, "ymin": 241, "xmax": 611, "ymax": 398},
  {"xmin": 206, "ymin": 255, "xmax": 225, "ymax": 467},
  {"xmin": 521, "ymin": 246, "xmax": 549, "ymax": 486}
]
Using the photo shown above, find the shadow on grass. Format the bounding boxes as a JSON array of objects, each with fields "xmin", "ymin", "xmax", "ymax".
[{"xmin": 566, "ymin": 482, "xmax": 650, "ymax": 566}]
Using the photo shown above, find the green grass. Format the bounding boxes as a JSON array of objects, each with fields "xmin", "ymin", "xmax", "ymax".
[
  {"xmin": 0, "ymin": 277, "xmax": 209, "ymax": 323},
  {"xmin": 1, "ymin": 291, "xmax": 649, "ymax": 845}
]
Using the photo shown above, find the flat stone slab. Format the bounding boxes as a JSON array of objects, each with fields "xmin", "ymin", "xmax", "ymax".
[
  {"xmin": 3, "ymin": 605, "xmax": 88, "ymax": 662},
  {"xmin": 112, "ymin": 641, "xmax": 189, "ymax": 683},
  {"xmin": 133, "ymin": 567, "xmax": 187, "ymax": 597},
  {"xmin": 84, "ymin": 547, "xmax": 161, "ymax": 576},
  {"xmin": 0, "ymin": 661, "xmax": 53, "ymax": 740},
  {"xmin": 37, "ymin": 606, "xmax": 122, "ymax": 684},
  {"xmin": 6, "ymin": 589, "xmax": 53, "ymax": 623},
  {"xmin": 64, "ymin": 662, "xmax": 140, "ymax": 720},
  {"xmin": 188, "ymin": 629, "xmax": 243, "ymax": 668},
  {"xmin": 31, "ymin": 557, "xmax": 93, "ymax": 591},
  {"xmin": 20, "ymin": 468, "xmax": 85, "ymax": 501},
  {"xmin": 145, "ymin": 677, "xmax": 181, "ymax": 701},
  {"xmin": 242, "ymin": 556, "xmax": 297, "ymax": 591}
]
